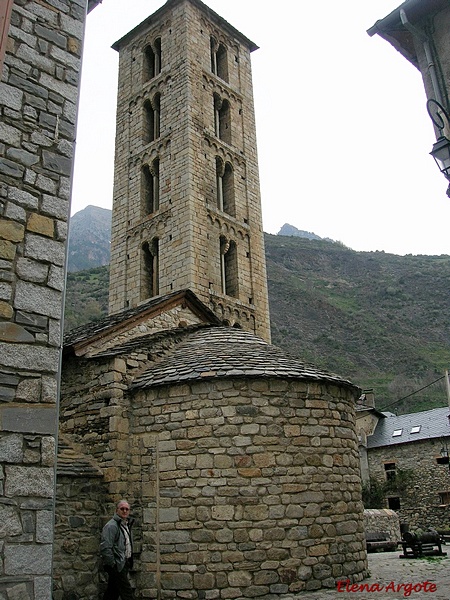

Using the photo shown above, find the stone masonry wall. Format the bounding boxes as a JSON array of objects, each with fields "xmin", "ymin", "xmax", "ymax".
[
  {"xmin": 60, "ymin": 334, "xmax": 368, "ymax": 598},
  {"xmin": 53, "ymin": 472, "xmax": 106, "ymax": 600},
  {"xmin": 132, "ymin": 377, "xmax": 368, "ymax": 598},
  {"xmin": 364, "ymin": 508, "xmax": 401, "ymax": 544},
  {"xmin": 109, "ymin": 0, "xmax": 272, "ymax": 342},
  {"xmin": 0, "ymin": 1, "xmax": 88, "ymax": 598},
  {"xmin": 368, "ymin": 439, "xmax": 450, "ymax": 530}
]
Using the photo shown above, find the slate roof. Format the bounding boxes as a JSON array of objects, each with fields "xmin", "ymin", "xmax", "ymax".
[
  {"xmin": 367, "ymin": 406, "xmax": 450, "ymax": 449},
  {"xmin": 112, "ymin": 0, "xmax": 259, "ymax": 53},
  {"xmin": 63, "ymin": 289, "xmax": 220, "ymax": 352},
  {"xmin": 131, "ymin": 326, "xmax": 356, "ymax": 390}
]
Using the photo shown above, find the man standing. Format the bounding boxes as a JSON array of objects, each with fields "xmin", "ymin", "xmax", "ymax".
[{"xmin": 100, "ymin": 500, "xmax": 135, "ymax": 600}]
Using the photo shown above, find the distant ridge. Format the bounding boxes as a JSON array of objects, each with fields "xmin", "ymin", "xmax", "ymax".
[{"xmin": 277, "ymin": 223, "xmax": 333, "ymax": 242}]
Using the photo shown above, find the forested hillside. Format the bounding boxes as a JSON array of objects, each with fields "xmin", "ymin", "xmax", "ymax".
[{"xmin": 64, "ymin": 235, "xmax": 450, "ymax": 414}]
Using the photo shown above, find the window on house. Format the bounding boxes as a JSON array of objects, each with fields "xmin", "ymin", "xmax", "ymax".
[
  {"xmin": 410, "ymin": 426, "xmax": 421, "ymax": 434},
  {"xmin": 384, "ymin": 462, "xmax": 396, "ymax": 481},
  {"xmin": 439, "ymin": 491, "xmax": 450, "ymax": 505},
  {"xmin": 141, "ymin": 238, "xmax": 159, "ymax": 299},
  {"xmin": 392, "ymin": 429, "xmax": 403, "ymax": 437},
  {"xmin": 220, "ymin": 236, "xmax": 238, "ymax": 298},
  {"xmin": 387, "ymin": 497, "xmax": 400, "ymax": 510},
  {"xmin": 143, "ymin": 94, "xmax": 160, "ymax": 144},
  {"xmin": 141, "ymin": 159, "xmax": 160, "ymax": 215},
  {"xmin": 214, "ymin": 94, "xmax": 231, "ymax": 145},
  {"xmin": 143, "ymin": 38, "xmax": 161, "ymax": 81}
]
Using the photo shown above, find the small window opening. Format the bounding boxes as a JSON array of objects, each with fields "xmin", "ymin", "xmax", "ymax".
[{"xmin": 387, "ymin": 497, "xmax": 400, "ymax": 510}]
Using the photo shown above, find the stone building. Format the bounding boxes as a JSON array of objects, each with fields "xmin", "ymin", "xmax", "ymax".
[
  {"xmin": 358, "ymin": 399, "xmax": 450, "ymax": 531},
  {"xmin": 108, "ymin": 0, "xmax": 271, "ymax": 343},
  {"xmin": 0, "ymin": 1, "xmax": 100, "ymax": 598},
  {"xmin": 55, "ymin": 0, "xmax": 369, "ymax": 598},
  {"xmin": 367, "ymin": 0, "xmax": 450, "ymax": 192}
]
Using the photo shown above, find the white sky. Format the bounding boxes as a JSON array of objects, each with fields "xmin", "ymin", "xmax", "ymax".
[{"xmin": 71, "ymin": 0, "xmax": 450, "ymax": 256}]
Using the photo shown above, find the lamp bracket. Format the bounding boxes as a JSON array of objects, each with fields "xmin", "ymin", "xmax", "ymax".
[{"xmin": 427, "ymin": 98, "xmax": 450, "ymax": 136}]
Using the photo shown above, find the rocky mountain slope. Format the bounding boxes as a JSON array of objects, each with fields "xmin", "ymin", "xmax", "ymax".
[
  {"xmin": 67, "ymin": 205, "xmax": 111, "ymax": 272},
  {"xmin": 64, "ymin": 208, "xmax": 450, "ymax": 413}
]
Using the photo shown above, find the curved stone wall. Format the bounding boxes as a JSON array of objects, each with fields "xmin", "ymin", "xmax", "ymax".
[{"xmin": 132, "ymin": 376, "xmax": 368, "ymax": 597}]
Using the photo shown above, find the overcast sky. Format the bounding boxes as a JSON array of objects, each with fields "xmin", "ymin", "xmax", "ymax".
[{"xmin": 71, "ymin": 0, "xmax": 450, "ymax": 256}]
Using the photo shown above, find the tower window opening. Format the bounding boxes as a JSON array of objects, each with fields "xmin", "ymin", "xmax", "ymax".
[
  {"xmin": 141, "ymin": 158, "xmax": 160, "ymax": 215},
  {"xmin": 141, "ymin": 238, "xmax": 159, "ymax": 299},
  {"xmin": 220, "ymin": 236, "xmax": 238, "ymax": 298},
  {"xmin": 210, "ymin": 37, "xmax": 228, "ymax": 82},
  {"xmin": 143, "ymin": 38, "xmax": 161, "ymax": 81},
  {"xmin": 214, "ymin": 94, "xmax": 231, "ymax": 145},
  {"xmin": 215, "ymin": 158, "xmax": 235, "ymax": 216},
  {"xmin": 143, "ymin": 94, "xmax": 161, "ymax": 144}
]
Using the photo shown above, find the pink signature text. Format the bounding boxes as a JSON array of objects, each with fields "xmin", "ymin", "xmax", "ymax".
[{"xmin": 337, "ymin": 579, "xmax": 437, "ymax": 597}]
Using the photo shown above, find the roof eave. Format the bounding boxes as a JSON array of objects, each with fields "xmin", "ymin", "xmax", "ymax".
[
  {"xmin": 112, "ymin": 0, "xmax": 258, "ymax": 53},
  {"xmin": 367, "ymin": 0, "xmax": 450, "ymax": 68}
]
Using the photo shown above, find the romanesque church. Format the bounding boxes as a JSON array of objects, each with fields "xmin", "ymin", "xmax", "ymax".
[{"xmin": 55, "ymin": 1, "xmax": 367, "ymax": 597}]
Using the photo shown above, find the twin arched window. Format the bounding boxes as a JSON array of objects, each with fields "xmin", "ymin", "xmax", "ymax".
[
  {"xmin": 143, "ymin": 94, "xmax": 161, "ymax": 144},
  {"xmin": 220, "ymin": 236, "xmax": 238, "ymax": 298},
  {"xmin": 142, "ymin": 159, "xmax": 160, "ymax": 215},
  {"xmin": 141, "ymin": 238, "xmax": 159, "ymax": 300},
  {"xmin": 143, "ymin": 38, "xmax": 162, "ymax": 81},
  {"xmin": 214, "ymin": 94, "xmax": 231, "ymax": 145},
  {"xmin": 210, "ymin": 37, "xmax": 228, "ymax": 82},
  {"xmin": 215, "ymin": 157, "xmax": 235, "ymax": 216}
]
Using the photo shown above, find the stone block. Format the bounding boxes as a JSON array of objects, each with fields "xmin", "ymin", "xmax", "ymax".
[
  {"xmin": 36, "ymin": 510, "xmax": 54, "ymax": 543},
  {"xmin": 14, "ymin": 280, "xmax": 62, "ymax": 319},
  {"xmin": 16, "ymin": 258, "xmax": 49, "ymax": 283},
  {"xmin": 4, "ymin": 543, "xmax": 52, "ymax": 575},
  {"xmin": 0, "ymin": 433, "xmax": 23, "ymax": 462},
  {"xmin": 27, "ymin": 213, "xmax": 54, "ymax": 238},
  {"xmin": 0, "ymin": 504, "xmax": 23, "ymax": 537},
  {"xmin": 211, "ymin": 505, "xmax": 234, "ymax": 521},
  {"xmin": 4, "ymin": 466, "xmax": 54, "ymax": 497},
  {"xmin": 161, "ymin": 572, "xmax": 192, "ymax": 590},
  {"xmin": 0, "ymin": 240, "xmax": 16, "ymax": 260},
  {"xmin": 0, "ymin": 404, "xmax": 57, "ymax": 434},
  {"xmin": 0, "ymin": 218, "xmax": 24, "ymax": 242},
  {"xmin": 24, "ymin": 233, "xmax": 65, "ymax": 266},
  {"xmin": 0, "ymin": 301, "xmax": 13, "ymax": 318}
]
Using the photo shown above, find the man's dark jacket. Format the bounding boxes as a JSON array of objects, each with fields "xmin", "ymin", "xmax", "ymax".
[{"xmin": 100, "ymin": 514, "xmax": 134, "ymax": 573}]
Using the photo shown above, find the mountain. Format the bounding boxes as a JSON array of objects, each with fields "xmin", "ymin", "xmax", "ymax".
[
  {"xmin": 277, "ymin": 223, "xmax": 323, "ymax": 240},
  {"xmin": 64, "ymin": 208, "xmax": 450, "ymax": 413},
  {"xmin": 67, "ymin": 205, "xmax": 111, "ymax": 272}
]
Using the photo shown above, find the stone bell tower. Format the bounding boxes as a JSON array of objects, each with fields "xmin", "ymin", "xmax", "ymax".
[{"xmin": 109, "ymin": 0, "xmax": 271, "ymax": 342}]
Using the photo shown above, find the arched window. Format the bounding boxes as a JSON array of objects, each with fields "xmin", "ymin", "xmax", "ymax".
[
  {"xmin": 210, "ymin": 36, "xmax": 228, "ymax": 82},
  {"xmin": 143, "ymin": 38, "xmax": 161, "ymax": 81},
  {"xmin": 220, "ymin": 236, "xmax": 238, "ymax": 298},
  {"xmin": 142, "ymin": 94, "xmax": 161, "ymax": 144},
  {"xmin": 222, "ymin": 162, "xmax": 235, "ymax": 216},
  {"xmin": 141, "ymin": 238, "xmax": 159, "ymax": 300},
  {"xmin": 141, "ymin": 158, "xmax": 160, "ymax": 215},
  {"xmin": 214, "ymin": 94, "xmax": 231, "ymax": 145},
  {"xmin": 215, "ymin": 157, "xmax": 235, "ymax": 216}
]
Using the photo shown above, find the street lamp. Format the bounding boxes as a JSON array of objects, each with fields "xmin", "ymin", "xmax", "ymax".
[{"xmin": 427, "ymin": 99, "xmax": 450, "ymax": 194}]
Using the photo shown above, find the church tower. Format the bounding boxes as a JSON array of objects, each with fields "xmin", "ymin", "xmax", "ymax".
[{"xmin": 109, "ymin": 0, "xmax": 271, "ymax": 342}]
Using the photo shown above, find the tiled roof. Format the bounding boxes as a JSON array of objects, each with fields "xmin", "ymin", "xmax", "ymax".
[
  {"xmin": 367, "ymin": 406, "xmax": 450, "ymax": 448},
  {"xmin": 131, "ymin": 326, "xmax": 356, "ymax": 390},
  {"xmin": 63, "ymin": 289, "xmax": 220, "ymax": 350}
]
